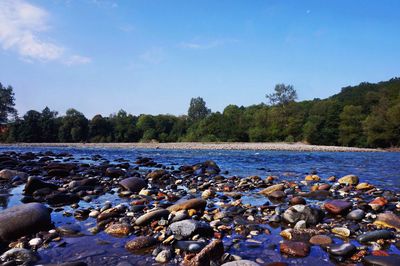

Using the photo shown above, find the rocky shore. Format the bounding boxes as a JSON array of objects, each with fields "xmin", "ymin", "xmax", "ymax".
[
  {"xmin": 0, "ymin": 142, "xmax": 383, "ymax": 152},
  {"xmin": 0, "ymin": 150, "xmax": 399, "ymax": 265}
]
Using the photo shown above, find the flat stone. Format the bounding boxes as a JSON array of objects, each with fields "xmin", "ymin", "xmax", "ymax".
[
  {"xmin": 125, "ymin": 236, "xmax": 157, "ymax": 251},
  {"xmin": 362, "ymin": 255, "xmax": 400, "ymax": 266},
  {"xmin": 338, "ymin": 175, "xmax": 359, "ymax": 185},
  {"xmin": 331, "ymin": 227, "xmax": 350, "ymax": 237},
  {"xmin": 0, "ymin": 169, "xmax": 27, "ymax": 180},
  {"xmin": 374, "ymin": 212, "xmax": 400, "ymax": 231},
  {"xmin": 369, "ymin": 197, "xmax": 388, "ymax": 211},
  {"xmin": 259, "ymin": 184, "xmax": 284, "ymax": 196},
  {"xmin": 0, "ymin": 203, "xmax": 51, "ymax": 241},
  {"xmin": 0, "ymin": 248, "xmax": 39, "ymax": 264},
  {"xmin": 356, "ymin": 230, "xmax": 394, "ymax": 243},
  {"xmin": 135, "ymin": 209, "xmax": 170, "ymax": 226},
  {"xmin": 309, "ymin": 235, "xmax": 332, "ymax": 246},
  {"xmin": 280, "ymin": 241, "xmax": 310, "ymax": 257},
  {"xmin": 167, "ymin": 198, "xmax": 207, "ymax": 212},
  {"xmin": 105, "ymin": 223, "xmax": 131, "ymax": 236},
  {"xmin": 356, "ymin": 182, "xmax": 375, "ymax": 190},
  {"xmin": 324, "ymin": 200, "xmax": 352, "ymax": 215},
  {"xmin": 119, "ymin": 177, "xmax": 147, "ymax": 193},
  {"xmin": 24, "ymin": 176, "xmax": 58, "ymax": 195}
]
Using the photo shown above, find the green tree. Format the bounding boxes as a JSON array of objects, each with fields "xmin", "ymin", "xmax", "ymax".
[
  {"xmin": 18, "ymin": 110, "xmax": 42, "ymax": 142},
  {"xmin": 0, "ymin": 83, "xmax": 17, "ymax": 123},
  {"xmin": 338, "ymin": 105, "xmax": 366, "ymax": 147},
  {"xmin": 188, "ymin": 97, "xmax": 211, "ymax": 122},
  {"xmin": 40, "ymin": 107, "xmax": 59, "ymax": 142},
  {"xmin": 266, "ymin": 84, "xmax": 297, "ymax": 107},
  {"xmin": 109, "ymin": 110, "xmax": 139, "ymax": 142},
  {"xmin": 58, "ymin": 109, "xmax": 89, "ymax": 142},
  {"xmin": 89, "ymin": 114, "xmax": 113, "ymax": 142}
]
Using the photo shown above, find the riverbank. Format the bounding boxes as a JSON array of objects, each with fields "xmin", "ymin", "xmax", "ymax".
[{"xmin": 0, "ymin": 142, "xmax": 383, "ymax": 152}]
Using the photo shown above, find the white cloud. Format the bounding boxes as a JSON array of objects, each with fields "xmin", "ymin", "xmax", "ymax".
[
  {"xmin": 0, "ymin": 0, "xmax": 90, "ymax": 64},
  {"xmin": 64, "ymin": 55, "xmax": 92, "ymax": 66}
]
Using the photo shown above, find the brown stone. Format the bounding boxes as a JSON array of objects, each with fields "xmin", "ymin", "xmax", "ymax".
[
  {"xmin": 374, "ymin": 212, "xmax": 400, "ymax": 231},
  {"xmin": 268, "ymin": 190, "xmax": 286, "ymax": 200},
  {"xmin": 369, "ymin": 197, "xmax": 388, "ymax": 211},
  {"xmin": 280, "ymin": 241, "xmax": 310, "ymax": 257},
  {"xmin": 185, "ymin": 239, "xmax": 224, "ymax": 266},
  {"xmin": 309, "ymin": 235, "xmax": 332, "ymax": 246},
  {"xmin": 324, "ymin": 200, "xmax": 352, "ymax": 215},
  {"xmin": 259, "ymin": 184, "xmax": 284, "ymax": 196},
  {"xmin": 167, "ymin": 198, "xmax": 207, "ymax": 212},
  {"xmin": 338, "ymin": 174, "xmax": 359, "ymax": 185},
  {"xmin": 125, "ymin": 236, "xmax": 157, "ymax": 251},
  {"xmin": 305, "ymin": 175, "xmax": 320, "ymax": 181},
  {"xmin": 290, "ymin": 196, "xmax": 306, "ymax": 205},
  {"xmin": 105, "ymin": 223, "xmax": 131, "ymax": 237}
]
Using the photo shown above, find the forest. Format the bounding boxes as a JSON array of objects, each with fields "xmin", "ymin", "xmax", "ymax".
[{"xmin": 1, "ymin": 78, "xmax": 400, "ymax": 148}]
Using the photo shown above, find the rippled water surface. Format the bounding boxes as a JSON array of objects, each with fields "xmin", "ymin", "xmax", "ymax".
[{"xmin": 1, "ymin": 146, "xmax": 400, "ymax": 265}]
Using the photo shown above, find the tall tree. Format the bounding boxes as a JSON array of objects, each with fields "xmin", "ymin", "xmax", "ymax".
[
  {"xmin": 0, "ymin": 83, "xmax": 17, "ymax": 123},
  {"xmin": 266, "ymin": 84, "xmax": 297, "ymax": 107},
  {"xmin": 338, "ymin": 105, "xmax": 366, "ymax": 147},
  {"xmin": 58, "ymin": 109, "xmax": 89, "ymax": 142},
  {"xmin": 188, "ymin": 97, "xmax": 211, "ymax": 122}
]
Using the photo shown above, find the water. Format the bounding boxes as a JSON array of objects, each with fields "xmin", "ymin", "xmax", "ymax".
[
  {"xmin": 1, "ymin": 146, "xmax": 400, "ymax": 265},
  {"xmin": 1, "ymin": 146, "xmax": 400, "ymax": 188}
]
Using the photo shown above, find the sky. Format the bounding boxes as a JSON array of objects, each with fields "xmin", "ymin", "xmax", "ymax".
[{"xmin": 0, "ymin": 0, "xmax": 399, "ymax": 118}]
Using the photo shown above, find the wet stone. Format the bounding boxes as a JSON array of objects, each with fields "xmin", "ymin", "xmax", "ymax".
[
  {"xmin": 167, "ymin": 219, "xmax": 213, "ymax": 240},
  {"xmin": 221, "ymin": 260, "xmax": 260, "ymax": 266},
  {"xmin": 125, "ymin": 236, "xmax": 157, "ymax": 251},
  {"xmin": 356, "ymin": 230, "xmax": 394, "ymax": 243},
  {"xmin": 374, "ymin": 212, "xmax": 400, "ymax": 231},
  {"xmin": 346, "ymin": 209, "xmax": 365, "ymax": 220},
  {"xmin": 338, "ymin": 174, "xmax": 359, "ymax": 185},
  {"xmin": 279, "ymin": 241, "xmax": 310, "ymax": 257},
  {"xmin": 119, "ymin": 177, "xmax": 147, "ymax": 193},
  {"xmin": 327, "ymin": 243, "xmax": 356, "ymax": 257},
  {"xmin": 135, "ymin": 209, "xmax": 170, "ymax": 226},
  {"xmin": 283, "ymin": 204, "xmax": 324, "ymax": 225},
  {"xmin": 362, "ymin": 255, "xmax": 400, "ymax": 266},
  {"xmin": 324, "ymin": 200, "xmax": 352, "ymax": 215},
  {"xmin": 167, "ymin": 198, "xmax": 207, "ymax": 212},
  {"xmin": 309, "ymin": 235, "xmax": 332, "ymax": 246}
]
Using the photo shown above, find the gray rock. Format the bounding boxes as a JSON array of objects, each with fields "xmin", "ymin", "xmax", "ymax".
[
  {"xmin": 283, "ymin": 204, "xmax": 324, "ymax": 225},
  {"xmin": 0, "ymin": 248, "xmax": 39, "ymax": 264},
  {"xmin": 24, "ymin": 176, "xmax": 58, "ymax": 195},
  {"xmin": 175, "ymin": 241, "xmax": 206, "ymax": 252},
  {"xmin": 135, "ymin": 209, "xmax": 170, "ymax": 226},
  {"xmin": 167, "ymin": 219, "xmax": 213, "ymax": 240},
  {"xmin": 0, "ymin": 169, "xmax": 27, "ymax": 180},
  {"xmin": 356, "ymin": 230, "xmax": 394, "ymax": 244},
  {"xmin": 125, "ymin": 236, "xmax": 157, "ymax": 251},
  {"xmin": 155, "ymin": 249, "xmax": 172, "ymax": 263},
  {"xmin": 0, "ymin": 203, "xmax": 51, "ymax": 241},
  {"xmin": 346, "ymin": 209, "xmax": 365, "ymax": 220}
]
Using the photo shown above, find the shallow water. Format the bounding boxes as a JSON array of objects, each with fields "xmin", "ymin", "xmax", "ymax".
[{"xmin": 1, "ymin": 146, "xmax": 400, "ymax": 265}]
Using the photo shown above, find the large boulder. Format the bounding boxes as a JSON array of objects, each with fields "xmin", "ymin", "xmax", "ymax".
[{"xmin": 0, "ymin": 203, "xmax": 51, "ymax": 241}]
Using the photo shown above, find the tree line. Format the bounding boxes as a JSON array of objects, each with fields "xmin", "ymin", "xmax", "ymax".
[{"xmin": 1, "ymin": 78, "xmax": 400, "ymax": 148}]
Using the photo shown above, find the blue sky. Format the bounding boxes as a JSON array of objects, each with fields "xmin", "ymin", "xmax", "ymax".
[{"xmin": 1, "ymin": 0, "xmax": 399, "ymax": 118}]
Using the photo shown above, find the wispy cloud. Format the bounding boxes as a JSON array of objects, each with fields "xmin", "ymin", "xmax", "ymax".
[
  {"xmin": 180, "ymin": 38, "xmax": 238, "ymax": 50},
  {"xmin": 140, "ymin": 47, "xmax": 165, "ymax": 65},
  {"xmin": 64, "ymin": 55, "xmax": 92, "ymax": 66},
  {"xmin": 0, "ymin": 0, "xmax": 90, "ymax": 65}
]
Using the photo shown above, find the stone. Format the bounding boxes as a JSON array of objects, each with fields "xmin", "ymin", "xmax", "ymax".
[
  {"xmin": 374, "ymin": 212, "xmax": 400, "ymax": 231},
  {"xmin": 324, "ymin": 200, "xmax": 352, "ymax": 215},
  {"xmin": 356, "ymin": 182, "xmax": 375, "ymax": 190},
  {"xmin": 47, "ymin": 168, "xmax": 70, "ymax": 177},
  {"xmin": 24, "ymin": 176, "xmax": 59, "ymax": 195},
  {"xmin": 268, "ymin": 190, "xmax": 286, "ymax": 200},
  {"xmin": 294, "ymin": 220, "xmax": 306, "ymax": 229},
  {"xmin": 175, "ymin": 241, "xmax": 206, "ymax": 252},
  {"xmin": 338, "ymin": 174, "xmax": 359, "ymax": 185},
  {"xmin": 155, "ymin": 250, "xmax": 172, "ymax": 263},
  {"xmin": 0, "ymin": 169, "xmax": 27, "ymax": 180},
  {"xmin": 135, "ymin": 209, "xmax": 170, "ymax": 226},
  {"xmin": 309, "ymin": 235, "xmax": 332, "ymax": 246},
  {"xmin": 356, "ymin": 230, "xmax": 394, "ymax": 243},
  {"xmin": 105, "ymin": 167, "xmax": 125, "ymax": 178},
  {"xmin": 369, "ymin": 197, "xmax": 388, "ymax": 211},
  {"xmin": 0, "ymin": 248, "xmax": 39, "ymax": 264},
  {"xmin": 327, "ymin": 243, "xmax": 356, "ymax": 257},
  {"xmin": 279, "ymin": 241, "xmax": 310, "ymax": 257},
  {"xmin": 147, "ymin": 169, "xmax": 167, "ymax": 180},
  {"xmin": 125, "ymin": 236, "xmax": 157, "ymax": 251},
  {"xmin": 167, "ymin": 219, "xmax": 213, "ymax": 240},
  {"xmin": 331, "ymin": 227, "xmax": 350, "ymax": 237},
  {"xmin": 290, "ymin": 196, "xmax": 306, "ymax": 205},
  {"xmin": 221, "ymin": 260, "xmax": 260, "ymax": 266},
  {"xmin": 185, "ymin": 239, "xmax": 224, "ymax": 266},
  {"xmin": 57, "ymin": 224, "xmax": 81, "ymax": 236},
  {"xmin": 0, "ymin": 203, "xmax": 51, "ymax": 241},
  {"xmin": 302, "ymin": 190, "xmax": 330, "ymax": 200},
  {"xmin": 29, "ymin": 237, "xmax": 42, "ymax": 246},
  {"xmin": 119, "ymin": 177, "xmax": 147, "ymax": 193},
  {"xmin": 283, "ymin": 204, "xmax": 324, "ymax": 225},
  {"xmin": 305, "ymin": 175, "xmax": 320, "ymax": 181},
  {"xmin": 259, "ymin": 184, "xmax": 284, "ymax": 196},
  {"xmin": 167, "ymin": 198, "xmax": 207, "ymax": 212},
  {"xmin": 105, "ymin": 223, "xmax": 131, "ymax": 236},
  {"xmin": 346, "ymin": 209, "xmax": 365, "ymax": 221},
  {"xmin": 362, "ymin": 255, "xmax": 400, "ymax": 266}
]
